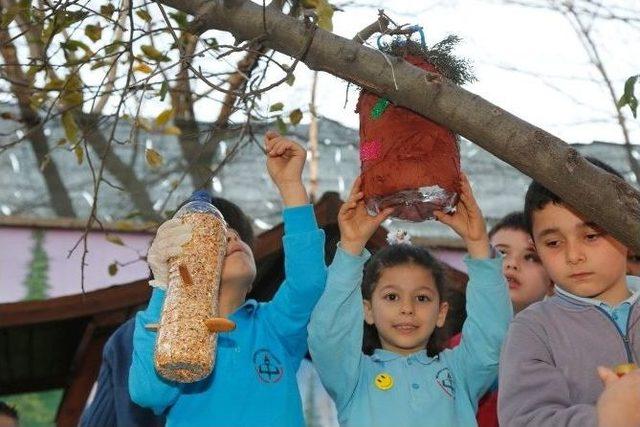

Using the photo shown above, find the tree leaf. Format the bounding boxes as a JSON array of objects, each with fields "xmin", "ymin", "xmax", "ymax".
[
  {"xmin": 135, "ymin": 118, "xmax": 152, "ymax": 132},
  {"xmin": 289, "ymin": 109, "xmax": 303, "ymax": 125},
  {"xmin": 104, "ymin": 40, "xmax": 125, "ymax": 55},
  {"xmin": 155, "ymin": 108, "xmax": 173, "ymax": 126},
  {"xmin": 74, "ymin": 145, "xmax": 84, "ymax": 165},
  {"xmin": 108, "ymin": 262, "xmax": 118, "ymax": 276},
  {"xmin": 106, "ymin": 234, "xmax": 124, "ymax": 245},
  {"xmin": 134, "ymin": 63, "xmax": 153, "ymax": 74},
  {"xmin": 145, "ymin": 148, "xmax": 163, "ymax": 167},
  {"xmin": 136, "ymin": 10, "xmax": 152, "ymax": 22},
  {"xmin": 286, "ymin": 73, "xmax": 295, "ymax": 86},
  {"xmin": 169, "ymin": 11, "xmax": 189, "ymax": 29},
  {"xmin": 316, "ymin": 0, "xmax": 334, "ymax": 32},
  {"xmin": 85, "ymin": 24, "xmax": 102, "ymax": 42},
  {"xmin": 618, "ymin": 75, "xmax": 639, "ymax": 119},
  {"xmin": 276, "ymin": 116, "xmax": 287, "ymax": 134},
  {"xmin": 61, "ymin": 111, "xmax": 79, "ymax": 142},
  {"xmin": 159, "ymin": 81, "xmax": 169, "ymax": 101},
  {"xmin": 269, "ymin": 102, "xmax": 284, "ymax": 112},
  {"xmin": 141, "ymin": 45, "xmax": 170, "ymax": 62},
  {"xmin": 1, "ymin": 4, "xmax": 19, "ymax": 29},
  {"xmin": 90, "ymin": 60, "xmax": 109, "ymax": 70},
  {"xmin": 100, "ymin": 3, "xmax": 115, "ymax": 18},
  {"xmin": 164, "ymin": 125, "xmax": 182, "ymax": 136}
]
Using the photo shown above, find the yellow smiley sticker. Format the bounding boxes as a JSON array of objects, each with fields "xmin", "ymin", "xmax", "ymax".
[{"xmin": 374, "ymin": 373, "xmax": 394, "ymax": 390}]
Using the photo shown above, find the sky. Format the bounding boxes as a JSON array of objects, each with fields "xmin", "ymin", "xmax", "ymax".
[{"xmin": 249, "ymin": 0, "xmax": 640, "ymax": 146}]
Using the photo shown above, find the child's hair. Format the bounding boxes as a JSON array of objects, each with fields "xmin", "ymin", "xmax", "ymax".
[
  {"xmin": 0, "ymin": 401, "xmax": 18, "ymax": 421},
  {"xmin": 488, "ymin": 211, "xmax": 527, "ymax": 239},
  {"xmin": 361, "ymin": 244, "xmax": 448, "ymax": 357},
  {"xmin": 524, "ymin": 157, "xmax": 623, "ymax": 235}
]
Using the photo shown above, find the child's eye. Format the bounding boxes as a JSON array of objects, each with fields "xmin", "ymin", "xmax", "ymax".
[
  {"xmin": 585, "ymin": 233, "xmax": 600, "ymax": 242},
  {"xmin": 497, "ymin": 248, "xmax": 508, "ymax": 255},
  {"xmin": 416, "ymin": 295, "xmax": 431, "ymax": 302},
  {"xmin": 544, "ymin": 240, "xmax": 560, "ymax": 248},
  {"xmin": 524, "ymin": 253, "xmax": 541, "ymax": 263},
  {"xmin": 383, "ymin": 293, "xmax": 398, "ymax": 301}
]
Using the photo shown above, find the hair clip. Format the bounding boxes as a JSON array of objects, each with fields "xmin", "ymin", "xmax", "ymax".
[{"xmin": 386, "ymin": 229, "xmax": 412, "ymax": 246}]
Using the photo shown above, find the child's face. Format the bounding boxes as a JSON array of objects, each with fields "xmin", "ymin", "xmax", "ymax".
[
  {"xmin": 221, "ymin": 228, "xmax": 256, "ymax": 290},
  {"xmin": 363, "ymin": 263, "xmax": 448, "ymax": 356},
  {"xmin": 531, "ymin": 202, "xmax": 628, "ymax": 304},
  {"xmin": 491, "ymin": 228, "xmax": 552, "ymax": 313}
]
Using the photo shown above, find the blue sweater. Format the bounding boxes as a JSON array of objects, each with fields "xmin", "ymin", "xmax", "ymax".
[
  {"xmin": 308, "ymin": 247, "xmax": 512, "ymax": 427},
  {"xmin": 129, "ymin": 205, "xmax": 326, "ymax": 427}
]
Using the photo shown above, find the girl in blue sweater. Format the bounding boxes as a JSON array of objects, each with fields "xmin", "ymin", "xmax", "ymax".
[{"xmin": 308, "ymin": 174, "xmax": 512, "ymax": 427}]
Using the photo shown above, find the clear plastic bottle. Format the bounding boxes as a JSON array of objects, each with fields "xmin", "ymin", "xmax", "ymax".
[{"xmin": 154, "ymin": 190, "xmax": 227, "ymax": 383}]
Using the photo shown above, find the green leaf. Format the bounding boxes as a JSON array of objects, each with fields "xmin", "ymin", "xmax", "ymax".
[
  {"xmin": 104, "ymin": 40, "xmax": 125, "ymax": 55},
  {"xmin": 106, "ymin": 234, "xmax": 124, "ymax": 245},
  {"xmin": 289, "ymin": 109, "xmax": 303, "ymax": 125},
  {"xmin": 61, "ymin": 111, "xmax": 79, "ymax": 143},
  {"xmin": 286, "ymin": 73, "xmax": 295, "ymax": 86},
  {"xmin": 155, "ymin": 108, "xmax": 173, "ymax": 126},
  {"xmin": 618, "ymin": 75, "xmax": 639, "ymax": 119},
  {"xmin": 169, "ymin": 11, "xmax": 189, "ymax": 30},
  {"xmin": 85, "ymin": 24, "xmax": 102, "ymax": 42},
  {"xmin": 108, "ymin": 262, "xmax": 118, "ymax": 276},
  {"xmin": 269, "ymin": 102, "xmax": 284, "ymax": 112},
  {"xmin": 315, "ymin": 0, "xmax": 334, "ymax": 32},
  {"xmin": 90, "ymin": 60, "xmax": 109, "ymax": 70},
  {"xmin": 276, "ymin": 116, "xmax": 287, "ymax": 134},
  {"xmin": 141, "ymin": 44, "xmax": 170, "ymax": 62},
  {"xmin": 133, "ymin": 62, "xmax": 153, "ymax": 74},
  {"xmin": 100, "ymin": 3, "xmax": 116, "ymax": 18},
  {"xmin": 145, "ymin": 148, "xmax": 163, "ymax": 167},
  {"xmin": 159, "ymin": 81, "xmax": 169, "ymax": 101},
  {"xmin": 136, "ymin": 9, "xmax": 152, "ymax": 22}
]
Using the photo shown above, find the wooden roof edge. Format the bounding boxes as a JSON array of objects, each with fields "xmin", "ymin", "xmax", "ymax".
[
  {"xmin": 0, "ymin": 215, "xmax": 158, "ymax": 234},
  {"xmin": 0, "ymin": 280, "xmax": 152, "ymax": 328}
]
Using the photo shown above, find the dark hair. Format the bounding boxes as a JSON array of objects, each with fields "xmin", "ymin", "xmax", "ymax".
[
  {"xmin": 524, "ymin": 156, "xmax": 623, "ymax": 236},
  {"xmin": 177, "ymin": 191, "xmax": 255, "ymax": 250},
  {"xmin": 488, "ymin": 211, "xmax": 527, "ymax": 239},
  {"xmin": 0, "ymin": 402, "xmax": 18, "ymax": 420},
  {"xmin": 361, "ymin": 244, "xmax": 447, "ymax": 357}
]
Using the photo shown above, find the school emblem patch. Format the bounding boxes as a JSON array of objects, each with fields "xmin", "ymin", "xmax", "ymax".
[
  {"xmin": 435, "ymin": 368, "xmax": 455, "ymax": 398},
  {"xmin": 253, "ymin": 349, "xmax": 283, "ymax": 383}
]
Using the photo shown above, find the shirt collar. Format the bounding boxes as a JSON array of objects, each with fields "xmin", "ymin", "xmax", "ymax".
[
  {"xmin": 371, "ymin": 348, "xmax": 435, "ymax": 365},
  {"xmin": 230, "ymin": 299, "xmax": 258, "ymax": 318},
  {"xmin": 554, "ymin": 276, "xmax": 640, "ymax": 309}
]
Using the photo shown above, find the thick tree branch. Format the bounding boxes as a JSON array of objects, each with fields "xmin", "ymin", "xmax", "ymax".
[{"xmin": 157, "ymin": 0, "xmax": 640, "ymax": 252}]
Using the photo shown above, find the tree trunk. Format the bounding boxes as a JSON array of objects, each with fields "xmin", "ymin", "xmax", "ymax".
[{"xmin": 157, "ymin": 0, "xmax": 640, "ymax": 252}]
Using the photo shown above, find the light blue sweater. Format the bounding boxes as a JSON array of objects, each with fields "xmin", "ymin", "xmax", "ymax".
[
  {"xmin": 309, "ymin": 247, "xmax": 512, "ymax": 427},
  {"xmin": 129, "ymin": 205, "xmax": 326, "ymax": 427}
]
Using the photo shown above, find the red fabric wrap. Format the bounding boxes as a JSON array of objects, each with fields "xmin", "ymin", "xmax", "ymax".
[{"xmin": 357, "ymin": 55, "xmax": 462, "ymax": 222}]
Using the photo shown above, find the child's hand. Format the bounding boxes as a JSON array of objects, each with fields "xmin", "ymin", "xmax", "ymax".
[
  {"xmin": 596, "ymin": 366, "xmax": 640, "ymax": 427},
  {"xmin": 265, "ymin": 131, "xmax": 308, "ymax": 207},
  {"xmin": 339, "ymin": 176, "xmax": 393, "ymax": 256},
  {"xmin": 434, "ymin": 173, "xmax": 490, "ymax": 259}
]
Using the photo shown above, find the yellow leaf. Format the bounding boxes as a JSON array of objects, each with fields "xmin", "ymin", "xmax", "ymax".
[
  {"xmin": 141, "ymin": 44, "xmax": 169, "ymax": 62},
  {"xmin": 62, "ymin": 111, "xmax": 79, "ymax": 142},
  {"xmin": 145, "ymin": 148, "xmax": 163, "ymax": 167},
  {"xmin": 164, "ymin": 125, "xmax": 182, "ymax": 135},
  {"xmin": 155, "ymin": 108, "xmax": 173, "ymax": 126},
  {"xmin": 134, "ymin": 63, "xmax": 153, "ymax": 74},
  {"xmin": 74, "ymin": 145, "xmax": 84, "ymax": 165},
  {"xmin": 136, "ymin": 10, "xmax": 152, "ymax": 22},
  {"xmin": 108, "ymin": 262, "xmax": 118, "ymax": 276},
  {"xmin": 105, "ymin": 234, "xmax": 124, "ymax": 245},
  {"xmin": 316, "ymin": 0, "xmax": 334, "ymax": 32},
  {"xmin": 289, "ymin": 109, "xmax": 303, "ymax": 125},
  {"xmin": 85, "ymin": 24, "xmax": 102, "ymax": 42}
]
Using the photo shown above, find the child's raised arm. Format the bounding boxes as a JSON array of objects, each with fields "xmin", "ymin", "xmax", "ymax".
[
  {"xmin": 262, "ymin": 131, "xmax": 327, "ymax": 359},
  {"xmin": 309, "ymin": 178, "xmax": 392, "ymax": 413},
  {"xmin": 436, "ymin": 173, "xmax": 512, "ymax": 402}
]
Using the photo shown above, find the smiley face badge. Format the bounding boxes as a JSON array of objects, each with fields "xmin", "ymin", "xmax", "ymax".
[{"xmin": 374, "ymin": 373, "xmax": 394, "ymax": 391}]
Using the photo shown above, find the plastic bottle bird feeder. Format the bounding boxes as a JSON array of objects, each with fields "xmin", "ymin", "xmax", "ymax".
[{"xmin": 357, "ymin": 36, "xmax": 475, "ymax": 222}]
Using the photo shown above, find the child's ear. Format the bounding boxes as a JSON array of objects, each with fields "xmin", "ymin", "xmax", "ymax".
[
  {"xmin": 436, "ymin": 301, "xmax": 449, "ymax": 328},
  {"xmin": 363, "ymin": 300, "xmax": 375, "ymax": 325}
]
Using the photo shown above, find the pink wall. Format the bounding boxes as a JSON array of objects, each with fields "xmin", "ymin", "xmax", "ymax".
[{"xmin": 0, "ymin": 226, "xmax": 153, "ymax": 303}]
